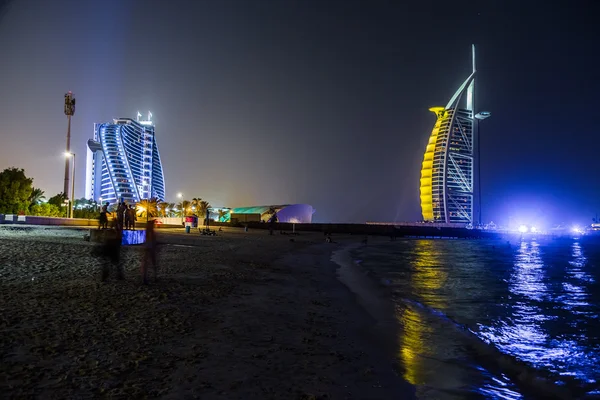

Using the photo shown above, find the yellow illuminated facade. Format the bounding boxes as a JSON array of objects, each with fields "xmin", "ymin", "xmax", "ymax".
[{"xmin": 420, "ymin": 45, "xmax": 477, "ymax": 225}]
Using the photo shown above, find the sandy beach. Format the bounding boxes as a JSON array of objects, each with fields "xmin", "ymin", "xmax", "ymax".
[{"xmin": 0, "ymin": 225, "xmax": 411, "ymax": 399}]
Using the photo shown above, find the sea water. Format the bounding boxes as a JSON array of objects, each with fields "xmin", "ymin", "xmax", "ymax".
[{"xmin": 352, "ymin": 237, "xmax": 600, "ymax": 399}]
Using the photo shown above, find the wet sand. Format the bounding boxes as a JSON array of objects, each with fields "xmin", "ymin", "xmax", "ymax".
[{"xmin": 0, "ymin": 226, "xmax": 412, "ymax": 399}]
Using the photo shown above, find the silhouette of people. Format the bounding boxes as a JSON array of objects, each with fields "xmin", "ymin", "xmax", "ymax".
[
  {"xmin": 268, "ymin": 213, "xmax": 277, "ymax": 236},
  {"xmin": 92, "ymin": 228, "xmax": 123, "ymax": 281},
  {"xmin": 125, "ymin": 205, "xmax": 136, "ymax": 230},
  {"xmin": 99, "ymin": 202, "xmax": 111, "ymax": 229},
  {"xmin": 116, "ymin": 202, "xmax": 127, "ymax": 231},
  {"xmin": 141, "ymin": 220, "xmax": 158, "ymax": 284}
]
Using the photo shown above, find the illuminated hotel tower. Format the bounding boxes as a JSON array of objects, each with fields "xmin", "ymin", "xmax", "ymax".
[
  {"xmin": 85, "ymin": 112, "xmax": 166, "ymax": 204},
  {"xmin": 420, "ymin": 45, "xmax": 478, "ymax": 225}
]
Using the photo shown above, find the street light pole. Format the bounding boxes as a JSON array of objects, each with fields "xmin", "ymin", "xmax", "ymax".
[
  {"xmin": 70, "ymin": 153, "xmax": 75, "ymax": 219},
  {"xmin": 65, "ymin": 152, "xmax": 76, "ymax": 218},
  {"xmin": 474, "ymin": 112, "xmax": 491, "ymax": 227},
  {"xmin": 63, "ymin": 92, "xmax": 76, "ymax": 200},
  {"xmin": 177, "ymin": 192, "xmax": 183, "ymax": 225}
]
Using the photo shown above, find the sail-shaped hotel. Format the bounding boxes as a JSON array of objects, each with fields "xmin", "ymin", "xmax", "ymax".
[
  {"xmin": 420, "ymin": 45, "xmax": 487, "ymax": 225},
  {"xmin": 85, "ymin": 113, "xmax": 166, "ymax": 204}
]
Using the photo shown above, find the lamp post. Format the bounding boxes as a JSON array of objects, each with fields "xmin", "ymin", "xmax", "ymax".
[
  {"xmin": 64, "ymin": 152, "xmax": 76, "ymax": 218},
  {"xmin": 177, "ymin": 192, "xmax": 183, "ymax": 224},
  {"xmin": 63, "ymin": 92, "xmax": 76, "ymax": 198},
  {"xmin": 474, "ymin": 111, "xmax": 491, "ymax": 227}
]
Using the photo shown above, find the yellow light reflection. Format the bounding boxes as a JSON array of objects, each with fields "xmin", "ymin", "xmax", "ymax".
[{"xmin": 398, "ymin": 241, "xmax": 448, "ymax": 387}]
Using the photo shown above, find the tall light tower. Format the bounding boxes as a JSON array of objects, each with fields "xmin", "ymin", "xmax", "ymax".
[
  {"xmin": 475, "ymin": 111, "xmax": 491, "ymax": 226},
  {"xmin": 64, "ymin": 152, "xmax": 76, "ymax": 218},
  {"xmin": 63, "ymin": 92, "xmax": 76, "ymax": 198}
]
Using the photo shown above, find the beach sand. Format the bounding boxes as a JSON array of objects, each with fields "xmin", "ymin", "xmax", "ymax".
[{"xmin": 0, "ymin": 226, "xmax": 412, "ymax": 399}]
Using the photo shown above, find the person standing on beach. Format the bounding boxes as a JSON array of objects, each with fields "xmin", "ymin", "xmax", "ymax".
[
  {"xmin": 130, "ymin": 205, "xmax": 137, "ymax": 229},
  {"xmin": 99, "ymin": 202, "xmax": 111, "ymax": 229},
  {"xmin": 124, "ymin": 204, "xmax": 131, "ymax": 230},
  {"xmin": 141, "ymin": 219, "xmax": 158, "ymax": 284},
  {"xmin": 125, "ymin": 205, "xmax": 136, "ymax": 230},
  {"xmin": 116, "ymin": 201, "xmax": 126, "ymax": 231},
  {"xmin": 268, "ymin": 212, "xmax": 277, "ymax": 236},
  {"xmin": 92, "ymin": 228, "xmax": 124, "ymax": 281}
]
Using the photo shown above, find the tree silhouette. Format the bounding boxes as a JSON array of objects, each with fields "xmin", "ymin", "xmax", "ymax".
[
  {"xmin": 177, "ymin": 200, "xmax": 192, "ymax": 217},
  {"xmin": 137, "ymin": 198, "xmax": 159, "ymax": 221},
  {"xmin": 28, "ymin": 188, "xmax": 46, "ymax": 206},
  {"xmin": 218, "ymin": 209, "xmax": 229, "ymax": 222},
  {"xmin": 0, "ymin": 168, "xmax": 34, "ymax": 214}
]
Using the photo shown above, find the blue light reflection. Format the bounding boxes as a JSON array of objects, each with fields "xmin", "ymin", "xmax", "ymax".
[{"xmin": 477, "ymin": 239, "xmax": 599, "ymax": 385}]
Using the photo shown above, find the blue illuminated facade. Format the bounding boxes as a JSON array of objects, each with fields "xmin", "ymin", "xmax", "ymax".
[{"xmin": 85, "ymin": 117, "xmax": 166, "ymax": 204}]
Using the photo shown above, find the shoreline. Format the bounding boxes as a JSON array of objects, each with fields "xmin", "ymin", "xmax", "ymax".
[
  {"xmin": 345, "ymin": 239, "xmax": 594, "ymax": 400},
  {"xmin": 0, "ymin": 227, "xmax": 413, "ymax": 398},
  {"xmin": 331, "ymin": 243, "xmax": 403, "ymax": 355}
]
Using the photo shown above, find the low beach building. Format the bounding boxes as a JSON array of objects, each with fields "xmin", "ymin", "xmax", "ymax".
[{"xmin": 227, "ymin": 204, "xmax": 315, "ymax": 224}]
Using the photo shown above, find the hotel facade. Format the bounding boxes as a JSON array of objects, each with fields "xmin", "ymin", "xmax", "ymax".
[
  {"xmin": 85, "ymin": 114, "xmax": 166, "ymax": 204},
  {"xmin": 420, "ymin": 46, "xmax": 479, "ymax": 225}
]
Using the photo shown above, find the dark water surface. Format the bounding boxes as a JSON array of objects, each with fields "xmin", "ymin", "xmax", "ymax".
[{"xmin": 353, "ymin": 238, "xmax": 600, "ymax": 399}]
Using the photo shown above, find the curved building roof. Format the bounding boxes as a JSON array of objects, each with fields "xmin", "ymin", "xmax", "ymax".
[{"xmin": 230, "ymin": 204, "xmax": 315, "ymax": 223}]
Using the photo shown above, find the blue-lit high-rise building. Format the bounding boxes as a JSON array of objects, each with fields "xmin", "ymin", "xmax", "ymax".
[{"xmin": 85, "ymin": 113, "xmax": 166, "ymax": 204}]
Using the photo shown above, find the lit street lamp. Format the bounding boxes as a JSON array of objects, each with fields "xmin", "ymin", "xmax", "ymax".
[
  {"xmin": 63, "ymin": 92, "xmax": 76, "ymax": 199},
  {"xmin": 474, "ymin": 111, "xmax": 491, "ymax": 226},
  {"xmin": 177, "ymin": 192, "xmax": 183, "ymax": 224},
  {"xmin": 64, "ymin": 152, "xmax": 76, "ymax": 218}
]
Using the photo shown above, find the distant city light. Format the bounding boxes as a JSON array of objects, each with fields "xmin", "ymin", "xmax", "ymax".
[
  {"xmin": 572, "ymin": 226, "xmax": 583, "ymax": 234},
  {"xmin": 531, "ymin": 226, "xmax": 537, "ymax": 233},
  {"xmin": 518, "ymin": 225, "xmax": 528, "ymax": 233}
]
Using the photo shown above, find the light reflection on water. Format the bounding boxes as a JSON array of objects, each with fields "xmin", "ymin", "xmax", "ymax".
[
  {"xmin": 478, "ymin": 240, "xmax": 600, "ymax": 382},
  {"xmin": 478, "ymin": 241, "xmax": 553, "ymax": 367},
  {"xmin": 356, "ymin": 238, "xmax": 600, "ymax": 398}
]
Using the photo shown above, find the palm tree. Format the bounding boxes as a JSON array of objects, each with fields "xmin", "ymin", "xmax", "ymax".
[
  {"xmin": 157, "ymin": 201, "xmax": 169, "ymax": 217},
  {"xmin": 191, "ymin": 197, "xmax": 202, "ymax": 215},
  {"xmin": 218, "ymin": 209, "xmax": 230, "ymax": 222},
  {"xmin": 197, "ymin": 200, "xmax": 211, "ymax": 224},
  {"xmin": 177, "ymin": 200, "xmax": 192, "ymax": 217},
  {"xmin": 29, "ymin": 188, "xmax": 46, "ymax": 205},
  {"xmin": 137, "ymin": 198, "xmax": 159, "ymax": 221},
  {"xmin": 165, "ymin": 202, "xmax": 176, "ymax": 217},
  {"xmin": 267, "ymin": 206, "xmax": 278, "ymax": 223}
]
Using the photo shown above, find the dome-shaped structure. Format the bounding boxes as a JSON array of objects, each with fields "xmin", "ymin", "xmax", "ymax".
[{"xmin": 228, "ymin": 204, "xmax": 315, "ymax": 223}]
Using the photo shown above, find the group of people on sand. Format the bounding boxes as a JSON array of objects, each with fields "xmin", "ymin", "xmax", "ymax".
[
  {"xmin": 98, "ymin": 201, "xmax": 137, "ymax": 230},
  {"xmin": 94, "ymin": 199, "xmax": 158, "ymax": 285}
]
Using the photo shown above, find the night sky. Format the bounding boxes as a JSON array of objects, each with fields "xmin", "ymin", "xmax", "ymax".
[{"xmin": 0, "ymin": 0, "xmax": 598, "ymax": 225}]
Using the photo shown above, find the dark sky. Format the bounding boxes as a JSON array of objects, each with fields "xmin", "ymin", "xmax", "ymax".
[{"xmin": 0, "ymin": 0, "xmax": 598, "ymax": 225}]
